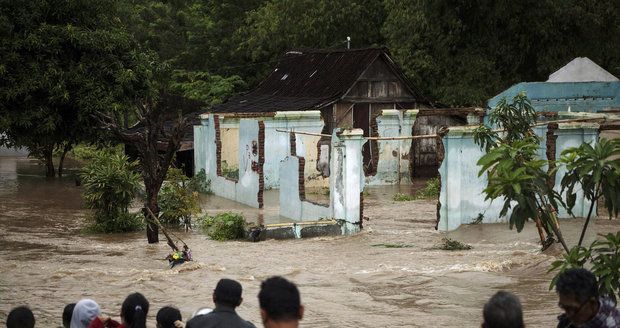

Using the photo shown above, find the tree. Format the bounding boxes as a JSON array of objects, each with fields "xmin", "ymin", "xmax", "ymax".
[
  {"xmin": 0, "ymin": 0, "xmax": 150, "ymax": 177},
  {"xmin": 382, "ymin": 0, "xmax": 620, "ymax": 106},
  {"xmin": 98, "ymin": 89, "xmax": 205, "ymax": 243},
  {"xmin": 560, "ymin": 138, "xmax": 620, "ymax": 247},
  {"xmin": 237, "ymin": 0, "xmax": 386, "ymax": 85},
  {"xmin": 474, "ymin": 93, "xmax": 569, "ymax": 251}
]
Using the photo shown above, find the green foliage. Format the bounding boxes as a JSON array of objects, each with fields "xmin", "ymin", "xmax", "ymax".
[
  {"xmin": 84, "ymin": 212, "xmax": 144, "ymax": 233},
  {"xmin": 199, "ymin": 212, "xmax": 247, "ymax": 241},
  {"xmin": 70, "ymin": 144, "xmax": 124, "ymax": 162},
  {"xmin": 393, "ymin": 193, "xmax": 414, "ymax": 201},
  {"xmin": 474, "ymin": 93, "xmax": 566, "ymax": 248},
  {"xmin": 221, "ymin": 161, "xmax": 239, "ymax": 180},
  {"xmin": 159, "ymin": 168, "xmax": 200, "ymax": 225},
  {"xmin": 171, "ymin": 70, "xmax": 246, "ymax": 105},
  {"xmin": 414, "ymin": 177, "xmax": 440, "ymax": 199},
  {"xmin": 239, "ymin": 0, "xmax": 385, "ymax": 84},
  {"xmin": 549, "ymin": 232, "xmax": 620, "ymax": 303},
  {"xmin": 80, "ymin": 150, "xmax": 142, "ymax": 232},
  {"xmin": 383, "ymin": 0, "xmax": 620, "ymax": 106},
  {"xmin": 0, "ymin": 0, "xmax": 152, "ymax": 176},
  {"xmin": 434, "ymin": 237, "xmax": 472, "ymax": 251},
  {"xmin": 561, "ymin": 138, "xmax": 620, "ymax": 219},
  {"xmin": 187, "ymin": 169, "xmax": 211, "ymax": 194},
  {"xmin": 488, "ymin": 94, "xmax": 539, "ymax": 143}
]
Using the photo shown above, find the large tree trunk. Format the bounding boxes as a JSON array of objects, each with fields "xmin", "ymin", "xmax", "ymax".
[
  {"xmin": 57, "ymin": 143, "xmax": 72, "ymax": 178},
  {"xmin": 44, "ymin": 145, "xmax": 56, "ymax": 178},
  {"xmin": 145, "ymin": 188, "xmax": 159, "ymax": 243}
]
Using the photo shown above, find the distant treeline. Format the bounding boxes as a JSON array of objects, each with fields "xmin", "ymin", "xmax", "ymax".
[{"xmin": 125, "ymin": 0, "xmax": 620, "ymax": 107}]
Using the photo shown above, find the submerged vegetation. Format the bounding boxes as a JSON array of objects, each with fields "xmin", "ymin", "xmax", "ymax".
[
  {"xmin": 371, "ymin": 243, "xmax": 415, "ymax": 248},
  {"xmin": 414, "ymin": 177, "xmax": 440, "ymax": 199},
  {"xmin": 80, "ymin": 150, "xmax": 143, "ymax": 232},
  {"xmin": 434, "ymin": 237, "xmax": 472, "ymax": 251},
  {"xmin": 159, "ymin": 168, "xmax": 200, "ymax": 226},
  {"xmin": 393, "ymin": 193, "xmax": 415, "ymax": 201},
  {"xmin": 199, "ymin": 212, "xmax": 247, "ymax": 241}
]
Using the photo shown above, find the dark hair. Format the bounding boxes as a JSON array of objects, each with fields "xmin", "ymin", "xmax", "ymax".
[
  {"xmin": 62, "ymin": 303, "xmax": 76, "ymax": 328},
  {"xmin": 156, "ymin": 306, "xmax": 182, "ymax": 328},
  {"xmin": 482, "ymin": 291, "xmax": 524, "ymax": 328},
  {"xmin": 556, "ymin": 268, "xmax": 599, "ymax": 303},
  {"xmin": 7, "ymin": 306, "xmax": 35, "ymax": 328},
  {"xmin": 121, "ymin": 292, "xmax": 149, "ymax": 328},
  {"xmin": 258, "ymin": 276, "xmax": 301, "ymax": 322},
  {"xmin": 214, "ymin": 279, "xmax": 243, "ymax": 307}
]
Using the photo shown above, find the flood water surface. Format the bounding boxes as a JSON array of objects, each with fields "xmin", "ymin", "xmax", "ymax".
[{"xmin": 1, "ymin": 156, "xmax": 619, "ymax": 327}]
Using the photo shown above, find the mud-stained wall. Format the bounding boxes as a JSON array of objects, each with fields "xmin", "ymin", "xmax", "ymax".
[
  {"xmin": 262, "ymin": 111, "xmax": 328, "ymax": 189},
  {"xmin": 195, "ymin": 114, "xmax": 264, "ymax": 208},
  {"xmin": 437, "ymin": 123, "xmax": 599, "ymax": 231},
  {"xmin": 279, "ymin": 129, "xmax": 366, "ymax": 234}
]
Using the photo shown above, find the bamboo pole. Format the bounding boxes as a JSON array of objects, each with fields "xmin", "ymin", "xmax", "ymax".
[
  {"xmin": 144, "ymin": 206, "xmax": 187, "ymax": 251},
  {"xmin": 275, "ymin": 115, "xmax": 616, "ymax": 141}
]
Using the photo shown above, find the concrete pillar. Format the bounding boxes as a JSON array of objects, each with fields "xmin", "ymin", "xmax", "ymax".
[
  {"xmin": 399, "ymin": 110, "xmax": 418, "ymax": 183},
  {"xmin": 330, "ymin": 128, "xmax": 366, "ymax": 234}
]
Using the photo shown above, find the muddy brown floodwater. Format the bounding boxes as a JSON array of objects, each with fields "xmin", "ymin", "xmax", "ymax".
[{"xmin": 1, "ymin": 156, "xmax": 619, "ymax": 327}]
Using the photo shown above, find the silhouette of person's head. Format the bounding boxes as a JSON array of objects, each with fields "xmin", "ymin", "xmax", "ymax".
[{"xmin": 258, "ymin": 276, "xmax": 303, "ymax": 327}]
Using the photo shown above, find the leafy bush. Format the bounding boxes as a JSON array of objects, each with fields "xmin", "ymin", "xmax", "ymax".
[
  {"xmin": 71, "ymin": 144, "xmax": 123, "ymax": 161},
  {"xmin": 159, "ymin": 168, "xmax": 200, "ymax": 225},
  {"xmin": 549, "ymin": 232, "xmax": 620, "ymax": 303},
  {"xmin": 199, "ymin": 212, "xmax": 246, "ymax": 241},
  {"xmin": 414, "ymin": 177, "xmax": 440, "ymax": 199},
  {"xmin": 84, "ymin": 212, "xmax": 144, "ymax": 233},
  {"xmin": 393, "ymin": 193, "xmax": 414, "ymax": 201},
  {"xmin": 187, "ymin": 169, "xmax": 211, "ymax": 194},
  {"xmin": 80, "ymin": 151, "xmax": 142, "ymax": 232}
]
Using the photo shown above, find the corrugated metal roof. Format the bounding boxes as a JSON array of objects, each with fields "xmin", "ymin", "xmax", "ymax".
[{"xmin": 213, "ymin": 47, "xmax": 422, "ymax": 113}]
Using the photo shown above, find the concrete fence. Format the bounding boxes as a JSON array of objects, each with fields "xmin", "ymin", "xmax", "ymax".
[{"xmin": 437, "ymin": 122, "xmax": 599, "ymax": 231}]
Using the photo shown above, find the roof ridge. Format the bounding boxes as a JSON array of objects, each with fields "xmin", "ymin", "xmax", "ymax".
[{"xmin": 285, "ymin": 47, "xmax": 387, "ymax": 55}]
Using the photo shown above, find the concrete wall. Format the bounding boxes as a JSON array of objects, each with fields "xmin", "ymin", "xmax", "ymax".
[
  {"xmin": 279, "ymin": 129, "xmax": 366, "ymax": 234},
  {"xmin": 488, "ymin": 82, "xmax": 620, "ymax": 113},
  {"xmin": 194, "ymin": 114, "xmax": 263, "ymax": 208},
  {"xmin": 263, "ymin": 111, "xmax": 327, "ymax": 189},
  {"xmin": 437, "ymin": 123, "xmax": 598, "ymax": 231},
  {"xmin": 366, "ymin": 109, "xmax": 417, "ymax": 185}
]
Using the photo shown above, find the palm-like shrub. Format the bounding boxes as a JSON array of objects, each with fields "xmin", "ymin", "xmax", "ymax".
[{"xmin": 80, "ymin": 150, "xmax": 142, "ymax": 232}]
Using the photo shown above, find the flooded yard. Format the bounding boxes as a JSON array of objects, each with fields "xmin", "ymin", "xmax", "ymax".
[{"xmin": 1, "ymin": 156, "xmax": 618, "ymax": 327}]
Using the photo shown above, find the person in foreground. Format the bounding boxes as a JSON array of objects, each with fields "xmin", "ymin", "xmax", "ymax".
[
  {"xmin": 156, "ymin": 306, "xmax": 183, "ymax": 328},
  {"xmin": 258, "ymin": 276, "xmax": 303, "ymax": 328},
  {"xmin": 482, "ymin": 291, "xmax": 525, "ymax": 328},
  {"xmin": 6, "ymin": 306, "xmax": 35, "ymax": 328},
  {"xmin": 71, "ymin": 299, "xmax": 101, "ymax": 328},
  {"xmin": 186, "ymin": 278, "xmax": 256, "ymax": 328},
  {"xmin": 556, "ymin": 268, "xmax": 620, "ymax": 328},
  {"xmin": 88, "ymin": 292, "xmax": 149, "ymax": 328}
]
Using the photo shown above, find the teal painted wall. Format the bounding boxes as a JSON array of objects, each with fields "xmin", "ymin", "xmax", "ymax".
[{"xmin": 488, "ymin": 82, "xmax": 620, "ymax": 113}]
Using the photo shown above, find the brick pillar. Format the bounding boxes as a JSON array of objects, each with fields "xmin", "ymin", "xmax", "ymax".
[{"xmin": 330, "ymin": 128, "xmax": 366, "ymax": 234}]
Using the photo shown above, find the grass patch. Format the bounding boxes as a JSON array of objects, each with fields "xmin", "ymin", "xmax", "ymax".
[
  {"xmin": 433, "ymin": 237, "xmax": 472, "ymax": 250},
  {"xmin": 199, "ymin": 212, "xmax": 246, "ymax": 241},
  {"xmin": 393, "ymin": 193, "xmax": 415, "ymax": 201},
  {"xmin": 371, "ymin": 243, "xmax": 415, "ymax": 248},
  {"xmin": 414, "ymin": 177, "xmax": 440, "ymax": 199}
]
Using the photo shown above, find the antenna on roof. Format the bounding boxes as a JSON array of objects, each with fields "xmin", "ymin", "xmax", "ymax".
[{"xmin": 346, "ymin": 36, "xmax": 351, "ymax": 49}]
